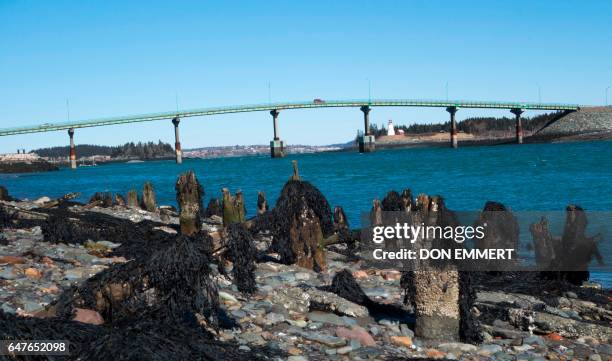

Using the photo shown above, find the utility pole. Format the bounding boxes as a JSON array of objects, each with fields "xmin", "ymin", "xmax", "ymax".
[
  {"xmin": 368, "ymin": 79, "xmax": 371, "ymax": 104},
  {"xmin": 606, "ymin": 86, "xmax": 610, "ymax": 106}
]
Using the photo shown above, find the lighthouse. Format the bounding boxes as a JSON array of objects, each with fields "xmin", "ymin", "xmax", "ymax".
[{"xmin": 387, "ymin": 120, "xmax": 396, "ymax": 136}]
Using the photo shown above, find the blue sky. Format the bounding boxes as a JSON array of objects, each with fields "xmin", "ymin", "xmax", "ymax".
[{"xmin": 1, "ymin": 0, "xmax": 610, "ymax": 152}]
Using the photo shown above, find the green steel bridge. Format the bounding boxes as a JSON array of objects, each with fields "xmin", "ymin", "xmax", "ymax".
[{"xmin": 0, "ymin": 98, "xmax": 579, "ymax": 137}]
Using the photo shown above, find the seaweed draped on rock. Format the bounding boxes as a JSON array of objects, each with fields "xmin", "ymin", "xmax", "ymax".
[
  {"xmin": 268, "ymin": 179, "xmax": 334, "ymax": 271},
  {"xmin": 55, "ymin": 233, "xmax": 221, "ymax": 329}
]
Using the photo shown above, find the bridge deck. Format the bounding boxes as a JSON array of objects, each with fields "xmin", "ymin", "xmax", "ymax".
[{"xmin": 0, "ymin": 99, "xmax": 580, "ymax": 136}]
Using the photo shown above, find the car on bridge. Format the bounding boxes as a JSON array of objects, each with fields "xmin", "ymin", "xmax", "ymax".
[{"xmin": 313, "ymin": 98, "xmax": 325, "ymax": 104}]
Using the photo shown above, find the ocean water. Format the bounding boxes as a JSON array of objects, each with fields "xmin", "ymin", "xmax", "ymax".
[{"xmin": 2, "ymin": 140, "xmax": 611, "ymax": 286}]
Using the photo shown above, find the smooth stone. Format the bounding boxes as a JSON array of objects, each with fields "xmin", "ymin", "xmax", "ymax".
[
  {"xmin": 478, "ymin": 344, "xmax": 503, "ymax": 356},
  {"xmin": 0, "ymin": 268, "xmax": 17, "ymax": 280},
  {"xmin": 287, "ymin": 356, "xmax": 308, "ymax": 361},
  {"xmin": 564, "ymin": 291, "xmax": 578, "ymax": 299},
  {"xmin": 363, "ymin": 287, "xmax": 389, "ymax": 298},
  {"xmin": 438, "ymin": 342, "xmax": 478, "ymax": 353},
  {"xmin": 513, "ymin": 345, "xmax": 533, "ymax": 352},
  {"xmin": 265, "ymin": 312, "xmax": 285, "ymax": 325},
  {"xmin": 335, "ymin": 326, "xmax": 376, "ymax": 347},
  {"xmin": 523, "ymin": 336, "xmax": 545, "ymax": 346},
  {"xmin": 307, "ymin": 322, "xmax": 323, "ymax": 330},
  {"xmin": 589, "ymin": 355, "xmax": 602, "ymax": 361},
  {"xmin": 336, "ymin": 345, "xmax": 353, "ymax": 354},
  {"xmin": 64, "ymin": 268, "xmax": 84, "ymax": 280},
  {"xmin": 294, "ymin": 272, "xmax": 310, "ymax": 281},
  {"xmin": 218, "ymin": 291, "xmax": 238, "ymax": 303},
  {"xmin": 307, "ymin": 311, "xmax": 346, "ymax": 326},
  {"xmin": 286, "ymin": 319, "xmax": 307, "ymax": 328},
  {"xmin": 240, "ymin": 332, "xmax": 265, "ymax": 345},
  {"xmin": 300, "ymin": 332, "xmax": 346, "ymax": 347},
  {"xmin": 231, "ymin": 310, "xmax": 247, "ymax": 319},
  {"xmin": 22, "ymin": 300, "xmax": 42, "ymax": 313}
]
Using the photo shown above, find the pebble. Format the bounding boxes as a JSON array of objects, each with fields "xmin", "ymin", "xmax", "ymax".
[
  {"xmin": 307, "ymin": 311, "xmax": 346, "ymax": 326},
  {"xmin": 438, "ymin": 342, "xmax": 478, "ymax": 354},
  {"xmin": 264, "ymin": 312, "xmax": 285, "ymax": 325},
  {"xmin": 335, "ymin": 326, "xmax": 376, "ymax": 347},
  {"xmin": 389, "ymin": 336, "xmax": 412, "ymax": 348},
  {"xmin": 478, "ymin": 344, "xmax": 503, "ymax": 356},
  {"xmin": 218, "ymin": 291, "xmax": 238, "ymax": 304},
  {"xmin": 287, "ymin": 356, "xmax": 307, "ymax": 361}
]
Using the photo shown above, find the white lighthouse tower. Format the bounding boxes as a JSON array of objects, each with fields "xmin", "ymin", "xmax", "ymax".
[{"xmin": 387, "ymin": 120, "xmax": 396, "ymax": 136}]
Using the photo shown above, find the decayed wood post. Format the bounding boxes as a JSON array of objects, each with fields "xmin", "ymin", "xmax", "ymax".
[
  {"xmin": 290, "ymin": 160, "xmax": 300, "ymax": 181},
  {"xmin": 222, "ymin": 188, "xmax": 245, "ymax": 226},
  {"xmin": 205, "ymin": 198, "xmax": 222, "ymax": 218},
  {"xmin": 413, "ymin": 195, "xmax": 461, "ymax": 341},
  {"xmin": 114, "ymin": 193, "xmax": 127, "ymax": 207},
  {"xmin": 370, "ymin": 199, "xmax": 382, "ymax": 226},
  {"xmin": 175, "ymin": 171, "xmax": 203, "ymax": 236},
  {"xmin": 529, "ymin": 216, "xmax": 557, "ymax": 269},
  {"xmin": 257, "ymin": 191, "xmax": 268, "ymax": 215},
  {"xmin": 141, "ymin": 182, "xmax": 157, "ymax": 212},
  {"xmin": 126, "ymin": 189, "xmax": 139, "ymax": 208}
]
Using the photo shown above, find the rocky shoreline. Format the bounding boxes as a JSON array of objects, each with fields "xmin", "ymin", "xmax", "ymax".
[
  {"xmin": 0, "ymin": 169, "xmax": 610, "ymax": 360},
  {"xmin": 0, "ymin": 160, "xmax": 59, "ymax": 174}
]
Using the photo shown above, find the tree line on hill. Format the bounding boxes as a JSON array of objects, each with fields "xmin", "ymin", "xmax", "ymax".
[
  {"xmin": 33, "ymin": 141, "xmax": 175, "ymax": 159},
  {"xmin": 368, "ymin": 111, "xmax": 566, "ymax": 137}
]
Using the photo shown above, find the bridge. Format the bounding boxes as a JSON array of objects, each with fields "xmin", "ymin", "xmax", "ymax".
[{"xmin": 0, "ymin": 99, "xmax": 580, "ymax": 168}]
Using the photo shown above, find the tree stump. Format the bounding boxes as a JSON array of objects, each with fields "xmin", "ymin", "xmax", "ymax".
[
  {"xmin": 175, "ymin": 171, "xmax": 203, "ymax": 236},
  {"xmin": 141, "ymin": 182, "xmax": 157, "ymax": 212}
]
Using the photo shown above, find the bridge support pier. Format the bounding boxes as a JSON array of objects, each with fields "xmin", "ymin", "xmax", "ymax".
[
  {"xmin": 269, "ymin": 110, "xmax": 285, "ymax": 158},
  {"xmin": 172, "ymin": 117, "xmax": 183, "ymax": 164},
  {"xmin": 358, "ymin": 105, "xmax": 375, "ymax": 153},
  {"xmin": 68, "ymin": 128, "xmax": 77, "ymax": 169},
  {"xmin": 446, "ymin": 106, "xmax": 458, "ymax": 148},
  {"xmin": 511, "ymin": 108, "xmax": 524, "ymax": 144}
]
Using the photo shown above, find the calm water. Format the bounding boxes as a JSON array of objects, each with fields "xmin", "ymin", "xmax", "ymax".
[{"xmin": 2, "ymin": 140, "xmax": 611, "ymax": 286}]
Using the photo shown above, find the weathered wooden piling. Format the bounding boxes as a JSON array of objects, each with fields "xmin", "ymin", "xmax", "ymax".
[
  {"xmin": 529, "ymin": 216, "xmax": 557, "ymax": 268},
  {"xmin": 268, "ymin": 161, "xmax": 332, "ymax": 271},
  {"xmin": 114, "ymin": 194, "xmax": 126, "ymax": 207},
  {"xmin": 370, "ymin": 199, "xmax": 382, "ymax": 226},
  {"xmin": 412, "ymin": 196, "xmax": 462, "ymax": 341},
  {"xmin": 141, "ymin": 182, "xmax": 157, "ymax": 212},
  {"xmin": 126, "ymin": 189, "xmax": 139, "ymax": 209},
  {"xmin": 290, "ymin": 160, "xmax": 300, "ymax": 181},
  {"xmin": 0, "ymin": 186, "xmax": 11, "ymax": 201},
  {"xmin": 205, "ymin": 198, "xmax": 222, "ymax": 218},
  {"xmin": 222, "ymin": 188, "xmax": 245, "ymax": 226},
  {"xmin": 257, "ymin": 191, "xmax": 268, "ymax": 215},
  {"xmin": 474, "ymin": 201, "xmax": 519, "ymax": 271},
  {"xmin": 175, "ymin": 171, "xmax": 203, "ymax": 236}
]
